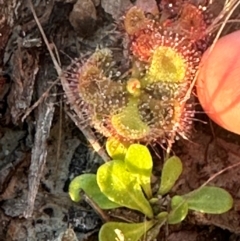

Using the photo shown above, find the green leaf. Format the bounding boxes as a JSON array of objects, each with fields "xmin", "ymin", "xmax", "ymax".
[
  {"xmin": 106, "ymin": 137, "xmax": 129, "ymax": 160},
  {"xmin": 183, "ymin": 186, "xmax": 233, "ymax": 214},
  {"xmin": 111, "ymin": 100, "xmax": 150, "ymax": 141},
  {"xmin": 124, "ymin": 144, "xmax": 153, "ymax": 198},
  {"xmin": 156, "ymin": 211, "xmax": 168, "ymax": 223},
  {"xmin": 99, "ymin": 221, "xmax": 155, "ymax": 241},
  {"xmin": 97, "ymin": 160, "xmax": 154, "ymax": 218},
  {"xmin": 158, "ymin": 156, "xmax": 183, "ymax": 195},
  {"xmin": 149, "ymin": 198, "xmax": 159, "ymax": 204},
  {"xmin": 68, "ymin": 174, "xmax": 120, "ymax": 209},
  {"xmin": 168, "ymin": 195, "xmax": 188, "ymax": 224}
]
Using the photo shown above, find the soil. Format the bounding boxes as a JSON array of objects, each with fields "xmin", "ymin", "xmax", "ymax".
[{"xmin": 0, "ymin": 0, "xmax": 240, "ymax": 241}]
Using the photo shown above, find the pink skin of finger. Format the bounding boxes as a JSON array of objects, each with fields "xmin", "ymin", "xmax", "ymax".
[{"xmin": 197, "ymin": 30, "xmax": 240, "ymax": 135}]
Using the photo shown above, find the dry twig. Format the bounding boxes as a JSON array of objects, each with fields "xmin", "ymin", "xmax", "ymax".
[{"xmin": 24, "ymin": 0, "xmax": 109, "ymax": 218}]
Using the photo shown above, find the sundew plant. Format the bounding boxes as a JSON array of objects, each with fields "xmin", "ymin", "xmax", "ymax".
[{"xmin": 63, "ymin": 1, "xmax": 211, "ymax": 145}]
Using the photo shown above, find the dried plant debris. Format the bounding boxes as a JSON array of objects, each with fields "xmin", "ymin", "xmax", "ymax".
[
  {"xmin": 56, "ymin": 227, "xmax": 78, "ymax": 241},
  {"xmin": 0, "ymin": 0, "xmax": 240, "ymax": 240},
  {"xmin": 135, "ymin": 0, "xmax": 159, "ymax": 14},
  {"xmin": 101, "ymin": 0, "xmax": 133, "ymax": 20},
  {"xmin": 69, "ymin": 0, "xmax": 97, "ymax": 37},
  {"xmin": 63, "ymin": 2, "xmax": 212, "ymax": 145},
  {"xmin": 41, "ymin": 120, "xmax": 81, "ymax": 195},
  {"xmin": 0, "ymin": 0, "xmax": 17, "ymax": 65},
  {"xmin": 0, "ymin": 120, "xmax": 101, "ymax": 240},
  {"xmin": 24, "ymin": 102, "xmax": 55, "ymax": 218},
  {"xmin": 0, "ymin": 128, "xmax": 26, "ymax": 194},
  {"xmin": 7, "ymin": 48, "xmax": 39, "ymax": 124},
  {"xmin": 68, "ymin": 207, "xmax": 101, "ymax": 233}
]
